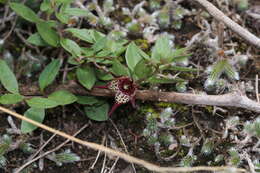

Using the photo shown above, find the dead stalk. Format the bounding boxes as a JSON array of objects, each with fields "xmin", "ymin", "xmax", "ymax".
[
  {"xmin": 0, "ymin": 106, "xmax": 246, "ymax": 173},
  {"xmin": 193, "ymin": 0, "xmax": 260, "ymax": 48}
]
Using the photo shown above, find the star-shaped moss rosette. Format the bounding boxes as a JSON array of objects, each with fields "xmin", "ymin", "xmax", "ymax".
[{"xmin": 95, "ymin": 77, "xmax": 137, "ymax": 116}]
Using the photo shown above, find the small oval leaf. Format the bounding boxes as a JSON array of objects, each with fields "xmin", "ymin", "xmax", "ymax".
[
  {"xmin": 66, "ymin": 28, "xmax": 94, "ymax": 43},
  {"xmin": 125, "ymin": 42, "xmax": 143, "ymax": 71},
  {"xmin": 111, "ymin": 60, "xmax": 129, "ymax": 76},
  {"xmin": 27, "ymin": 33, "xmax": 48, "ymax": 46},
  {"xmin": 21, "ymin": 108, "xmax": 45, "ymax": 133},
  {"xmin": 48, "ymin": 90, "xmax": 77, "ymax": 105},
  {"xmin": 0, "ymin": 94, "xmax": 23, "ymax": 104},
  {"xmin": 84, "ymin": 103, "xmax": 109, "ymax": 121},
  {"xmin": 0, "ymin": 60, "xmax": 19, "ymax": 94},
  {"xmin": 134, "ymin": 59, "xmax": 154, "ymax": 79},
  {"xmin": 39, "ymin": 59, "xmax": 61, "ymax": 91},
  {"xmin": 151, "ymin": 35, "xmax": 172, "ymax": 61},
  {"xmin": 64, "ymin": 8, "xmax": 90, "ymax": 16},
  {"xmin": 77, "ymin": 96, "xmax": 100, "ymax": 105},
  {"xmin": 95, "ymin": 69, "xmax": 114, "ymax": 81},
  {"xmin": 26, "ymin": 97, "xmax": 59, "ymax": 109},
  {"xmin": 36, "ymin": 21, "xmax": 60, "ymax": 47},
  {"xmin": 9, "ymin": 2, "xmax": 40, "ymax": 23},
  {"xmin": 60, "ymin": 38, "xmax": 82, "ymax": 57},
  {"xmin": 76, "ymin": 66, "xmax": 96, "ymax": 90}
]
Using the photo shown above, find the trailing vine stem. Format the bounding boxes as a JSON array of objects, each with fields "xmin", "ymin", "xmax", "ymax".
[{"xmin": 16, "ymin": 81, "xmax": 260, "ymax": 113}]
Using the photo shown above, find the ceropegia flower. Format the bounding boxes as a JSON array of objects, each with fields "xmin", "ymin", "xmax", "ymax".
[{"xmin": 96, "ymin": 77, "xmax": 137, "ymax": 116}]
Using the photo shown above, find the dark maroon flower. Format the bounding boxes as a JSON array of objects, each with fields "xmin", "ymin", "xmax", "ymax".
[{"xmin": 95, "ymin": 77, "xmax": 137, "ymax": 116}]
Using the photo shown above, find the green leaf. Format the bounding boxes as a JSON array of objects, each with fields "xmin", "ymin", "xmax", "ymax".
[
  {"xmin": 134, "ymin": 59, "xmax": 155, "ymax": 79},
  {"xmin": 95, "ymin": 50, "xmax": 111, "ymax": 57},
  {"xmin": 0, "ymin": 60, "xmax": 19, "ymax": 94},
  {"xmin": 26, "ymin": 97, "xmax": 59, "ymax": 109},
  {"xmin": 54, "ymin": 150, "xmax": 80, "ymax": 165},
  {"xmin": 55, "ymin": 12, "xmax": 70, "ymax": 24},
  {"xmin": 56, "ymin": 0, "xmax": 73, "ymax": 3},
  {"xmin": 40, "ymin": 0, "xmax": 52, "ymax": 12},
  {"xmin": 77, "ymin": 96, "xmax": 100, "ymax": 105},
  {"xmin": 21, "ymin": 108, "xmax": 45, "ymax": 133},
  {"xmin": 84, "ymin": 103, "xmax": 109, "ymax": 121},
  {"xmin": 67, "ymin": 56, "xmax": 84, "ymax": 65},
  {"xmin": 90, "ymin": 30, "xmax": 105, "ymax": 42},
  {"xmin": 36, "ymin": 21, "xmax": 59, "ymax": 47},
  {"xmin": 209, "ymin": 59, "xmax": 228, "ymax": 81},
  {"xmin": 172, "ymin": 48, "xmax": 189, "ymax": 59},
  {"xmin": 208, "ymin": 59, "xmax": 239, "ymax": 82},
  {"xmin": 60, "ymin": 38, "xmax": 81, "ymax": 57},
  {"xmin": 39, "ymin": 59, "xmax": 61, "ymax": 91},
  {"xmin": 0, "ymin": 135, "xmax": 11, "ymax": 156},
  {"xmin": 148, "ymin": 76, "xmax": 185, "ymax": 84},
  {"xmin": 9, "ymin": 2, "xmax": 40, "ymax": 23},
  {"xmin": 201, "ymin": 139, "xmax": 214, "ymax": 155},
  {"xmin": 0, "ymin": 155, "xmax": 7, "ymax": 167},
  {"xmin": 56, "ymin": 2, "xmax": 70, "ymax": 21},
  {"xmin": 45, "ymin": 20, "xmax": 58, "ymax": 28},
  {"xmin": 105, "ymin": 39, "xmax": 124, "ymax": 54},
  {"xmin": 138, "ymin": 47, "xmax": 150, "ymax": 60},
  {"xmin": 176, "ymin": 82, "xmax": 187, "ymax": 92},
  {"xmin": 95, "ymin": 69, "xmax": 114, "ymax": 81},
  {"xmin": 111, "ymin": 60, "xmax": 129, "ymax": 76},
  {"xmin": 48, "ymin": 90, "xmax": 77, "ymax": 105},
  {"xmin": 172, "ymin": 56, "xmax": 189, "ymax": 63},
  {"xmin": 228, "ymin": 148, "xmax": 241, "ymax": 166},
  {"xmin": 81, "ymin": 47, "xmax": 95, "ymax": 57},
  {"xmin": 0, "ymin": 0, "xmax": 7, "ymax": 4},
  {"xmin": 66, "ymin": 28, "xmax": 94, "ymax": 43},
  {"xmin": 76, "ymin": 66, "xmax": 96, "ymax": 90},
  {"xmin": 64, "ymin": 8, "xmax": 90, "ymax": 16},
  {"xmin": 92, "ymin": 37, "xmax": 107, "ymax": 52},
  {"xmin": 162, "ymin": 65, "xmax": 198, "ymax": 72},
  {"xmin": 0, "ymin": 94, "xmax": 23, "ymax": 104},
  {"xmin": 224, "ymin": 63, "xmax": 239, "ymax": 80},
  {"xmin": 125, "ymin": 42, "xmax": 143, "ymax": 71},
  {"xmin": 27, "ymin": 33, "xmax": 48, "ymax": 46},
  {"xmin": 151, "ymin": 35, "xmax": 172, "ymax": 61}
]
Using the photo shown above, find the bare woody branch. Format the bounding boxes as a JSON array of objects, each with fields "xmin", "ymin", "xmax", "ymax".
[
  {"xmin": 193, "ymin": 0, "xmax": 260, "ymax": 48},
  {"xmin": 18, "ymin": 81, "xmax": 260, "ymax": 113},
  {"xmin": 87, "ymin": 88, "xmax": 260, "ymax": 113}
]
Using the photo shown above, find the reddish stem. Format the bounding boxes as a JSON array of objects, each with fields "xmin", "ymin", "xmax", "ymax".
[
  {"xmin": 94, "ymin": 85, "xmax": 108, "ymax": 89},
  {"xmin": 130, "ymin": 97, "xmax": 136, "ymax": 108},
  {"xmin": 108, "ymin": 103, "xmax": 122, "ymax": 116}
]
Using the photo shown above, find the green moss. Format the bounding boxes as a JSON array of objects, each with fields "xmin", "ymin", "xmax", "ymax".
[
  {"xmin": 139, "ymin": 105, "xmax": 155, "ymax": 114},
  {"xmin": 156, "ymin": 102, "xmax": 188, "ymax": 111},
  {"xmin": 159, "ymin": 149, "xmax": 177, "ymax": 158},
  {"xmin": 180, "ymin": 72, "xmax": 195, "ymax": 79},
  {"xmin": 135, "ymin": 39, "xmax": 150, "ymax": 50},
  {"xmin": 205, "ymin": 106, "xmax": 213, "ymax": 113}
]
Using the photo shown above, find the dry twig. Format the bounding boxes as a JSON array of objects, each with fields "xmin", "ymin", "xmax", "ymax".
[
  {"xmin": 0, "ymin": 106, "xmax": 246, "ymax": 173},
  {"xmin": 89, "ymin": 136, "xmax": 106, "ymax": 170},
  {"xmin": 15, "ymin": 82, "xmax": 260, "ymax": 113},
  {"xmin": 256, "ymin": 75, "xmax": 259, "ymax": 103},
  {"xmin": 109, "ymin": 119, "xmax": 136, "ymax": 172},
  {"xmin": 86, "ymin": 88, "xmax": 260, "ymax": 112},
  {"xmin": 14, "ymin": 123, "xmax": 89, "ymax": 173},
  {"xmin": 193, "ymin": 0, "xmax": 260, "ymax": 47}
]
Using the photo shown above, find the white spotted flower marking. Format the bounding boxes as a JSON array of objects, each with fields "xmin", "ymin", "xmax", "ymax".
[{"xmin": 96, "ymin": 77, "xmax": 137, "ymax": 116}]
